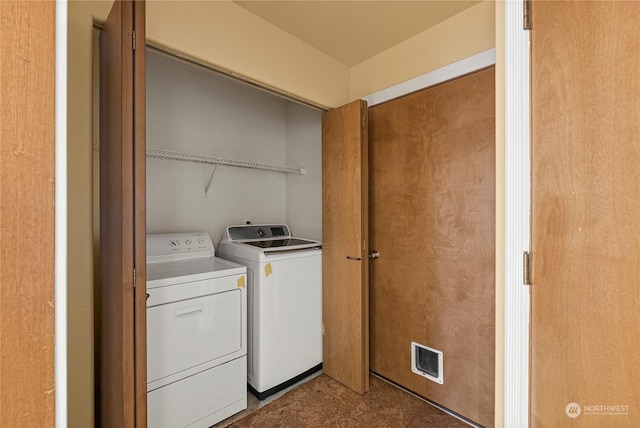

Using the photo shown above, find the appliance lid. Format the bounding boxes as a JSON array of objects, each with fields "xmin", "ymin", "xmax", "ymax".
[
  {"xmin": 146, "ymin": 257, "xmax": 246, "ymax": 288},
  {"xmin": 224, "ymin": 224, "xmax": 321, "ymax": 252},
  {"xmin": 244, "ymin": 238, "xmax": 317, "ymax": 248}
]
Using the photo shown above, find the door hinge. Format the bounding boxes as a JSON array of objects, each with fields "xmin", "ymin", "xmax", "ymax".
[
  {"xmin": 523, "ymin": 0, "xmax": 532, "ymax": 30},
  {"xmin": 362, "ymin": 117, "xmax": 366, "ymax": 129},
  {"xmin": 523, "ymin": 251, "xmax": 532, "ymax": 285},
  {"xmin": 133, "ymin": 267, "xmax": 137, "ymax": 288},
  {"xmin": 132, "ymin": 31, "xmax": 136, "ymax": 50}
]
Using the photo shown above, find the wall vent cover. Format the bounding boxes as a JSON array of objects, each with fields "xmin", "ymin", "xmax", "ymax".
[{"xmin": 411, "ymin": 342, "xmax": 443, "ymax": 384}]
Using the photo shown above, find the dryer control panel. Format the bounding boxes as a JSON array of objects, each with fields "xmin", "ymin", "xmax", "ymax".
[{"xmin": 147, "ymin": 232, "xmax": 214, "ymax": 264}]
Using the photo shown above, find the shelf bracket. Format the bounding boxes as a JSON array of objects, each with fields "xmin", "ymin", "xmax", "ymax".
[{"xmin": 204, "ymin": 164, "xmax": 218, "ymax": 195}]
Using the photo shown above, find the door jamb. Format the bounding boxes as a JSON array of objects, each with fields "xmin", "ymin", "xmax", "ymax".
[
  {"xmin": 504, "ymin": 2, "xmax": 531, "ymax": 427},
  {"xmin": 55, "ymin": 1, "xmax": 69, "ymax": 426}
]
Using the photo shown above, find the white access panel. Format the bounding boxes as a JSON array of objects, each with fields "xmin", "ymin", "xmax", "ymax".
[{"xmin": 147, "ymin": 355, "xmax": 246, "ymax": 428}]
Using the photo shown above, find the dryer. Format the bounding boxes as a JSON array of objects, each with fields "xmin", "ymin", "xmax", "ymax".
[
  {"xmin": 218, "ymin": 224, "xmax": 322, "ymax": 400},
  {"xmin": 146, "ymin": 232, "xmax": 247, "ymax": 427}
]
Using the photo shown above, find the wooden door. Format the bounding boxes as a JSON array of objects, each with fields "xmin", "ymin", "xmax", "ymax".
[
  {"xmin": 99, "ymin": 0, "xmax": 147, "ymax": 426},
  {"xmin": 369, "ymin": 67, "xmax": 495, "ymax": 427},
  {"xmin": 530, "ymin": 1, "xmax": 640, "ymax": 427},
  {"xmin": 0, "ymin": 2, "xmax": 55, "ymax": 426},
  {"xmin": 322, "ymin": 99, "xmax": 370, "ymax": 394}
]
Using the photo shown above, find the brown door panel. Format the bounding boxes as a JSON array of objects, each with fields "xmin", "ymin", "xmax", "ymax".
[
  {"xmin": 530, "ymin": 2, "xmax": 640, "ymax": 426},
  {"xmin": 100, "ymin": 0, "xmax": 146, "ymax": 425},
  {"xmin": 369, "ymin": 67, "xmax": 495, "ymax": 427},
  {"xmin": 322, "ymin": 99, "xmax": 370, "ymax": 394}
]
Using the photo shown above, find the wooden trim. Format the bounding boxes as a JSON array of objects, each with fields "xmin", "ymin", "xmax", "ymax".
[
  {"xmin": 133, "ymin": 1, "xmax": 147, "ymax": 426},
  {"xmin": 0, "ymin": 2, "xmax": 56, "ymax": 426},
  {"xmin": 360, "ymin": 103, "xmax": 370, "ymax": 393}
]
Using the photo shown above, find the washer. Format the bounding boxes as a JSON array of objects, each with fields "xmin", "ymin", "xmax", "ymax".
[
  {"xmin": 146, "ymin": 232, "xmax": 247, "ymax": 428},
  {"xmin": 218, "ymin": 224, "xmax": 322, "ymax": 400}
]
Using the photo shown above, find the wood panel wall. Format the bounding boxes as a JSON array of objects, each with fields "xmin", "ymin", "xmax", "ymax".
[{"xmin": 0, "ymin": 2, "xmax": 56, "ymax": 426}]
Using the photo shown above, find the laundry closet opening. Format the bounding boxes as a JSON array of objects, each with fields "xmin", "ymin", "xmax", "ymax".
[
  {"xmin": 145, "ymin": 47, "xmax": 323, "ymax": 244},
  {"xmin": 145, "ymin": 47, "xmax": 495, "ymax": 427}
]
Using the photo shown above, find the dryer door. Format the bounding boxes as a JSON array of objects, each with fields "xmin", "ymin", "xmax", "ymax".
[{"xmin": 147, "ymin": 284, "xmax": 243, "ymax": 387}]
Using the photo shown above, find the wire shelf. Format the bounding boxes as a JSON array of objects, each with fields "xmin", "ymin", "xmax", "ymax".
[{"xmin": 146, "ymin": 148, "xmax": 306, "ymax": 175}]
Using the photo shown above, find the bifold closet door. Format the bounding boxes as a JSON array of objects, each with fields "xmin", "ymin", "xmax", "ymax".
[
  {"xmin": 369, "ymin": 67, "xmax": 495, "ymax": 427},
  {"xmin": 322, "ymin": 99, "xmax": 370, "ymax": 395},
  {"xmin": 100, "ymin": 0, "xmax": 147, "ymax": 426},
  {"xmin": 530, "ymin": 1, "xmax": 640, "ymax": 426}
]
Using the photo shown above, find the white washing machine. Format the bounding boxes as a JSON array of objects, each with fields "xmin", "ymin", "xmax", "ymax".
[
  {"xmin": 218, "ymin": 224, "xmax": 322, "ymax": 400},
  {"xmin": 146, "ymin": 232, "xmax": 247, "ymax": 428}
]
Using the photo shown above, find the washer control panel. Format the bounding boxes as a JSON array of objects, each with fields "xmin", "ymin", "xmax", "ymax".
[
  {"xmin": 226, "ymin": 224, "xmax": 291, "ymax": 241},
  {"xmin": 147, "ymin": 232, "xmax": 214, "ymax": 264}
]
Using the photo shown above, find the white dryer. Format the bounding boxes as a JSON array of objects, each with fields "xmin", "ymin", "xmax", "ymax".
[
  {"xmin": 146, "ymin": 232, "xmax": 247, "ymax": 428},
  {"xmin": 218, "ymin": 224, "xmax": 322, "ymax": 400}
]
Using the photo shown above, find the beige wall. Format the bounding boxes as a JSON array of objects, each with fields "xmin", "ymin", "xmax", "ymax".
[
  {"xmin": 68, "ymin": 1, "xmax": 497, "ymax": 426},
  {"xmin": 146, "ymin": 1, "xmax": 350, "ymax": 109},
  {"xmin": 349, "ymin": 0, "xmax": 495, "ymax": 100},
  {"xmin": 68, "ymin": 2, "xmax": 113, "ymax": 428}
]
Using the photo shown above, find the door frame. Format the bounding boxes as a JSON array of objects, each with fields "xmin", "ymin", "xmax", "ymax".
[
  {"xmin": 55, "ymin": 1, "xmax": 69, "ymax": 425},
  {"xmin": 502, "ymin": 1, "xmax": 531, "ymax": 427}
]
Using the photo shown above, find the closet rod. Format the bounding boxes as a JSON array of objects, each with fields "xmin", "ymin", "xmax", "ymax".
[{"xmin": 146, "ymin": 148, "xmax": 306, "ymax": 175}]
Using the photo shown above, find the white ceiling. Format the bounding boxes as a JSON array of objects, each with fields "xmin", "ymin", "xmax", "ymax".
[{"xmin": 233, "ymin": 1, "xmax": 482, "ymax": 66}]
